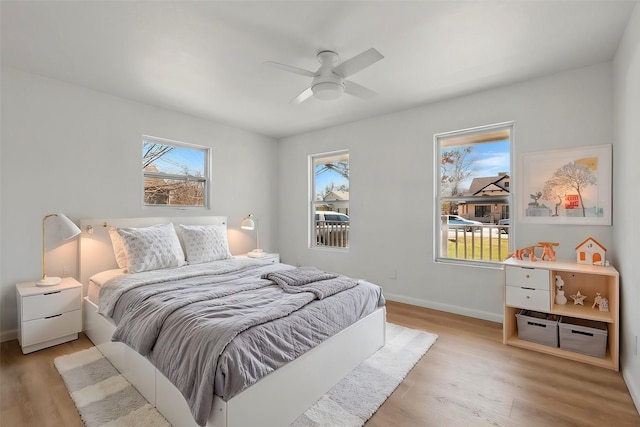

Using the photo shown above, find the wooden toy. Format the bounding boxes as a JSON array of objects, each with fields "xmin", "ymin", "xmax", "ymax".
[
  {"xmin": 507, "ymin": 246, "xmax": 536, "ymax": 261},
  {"xmin": 576, "ymin": 237, "xmax": 607, "ymax": 265},
  {"xmin": 538, "ymin": 242, "xmax": 559, "ymax": 261}
]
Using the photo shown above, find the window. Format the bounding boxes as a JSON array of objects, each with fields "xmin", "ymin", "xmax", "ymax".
[
  {"xmin": 310, "ymin": 150, "xmax": 349, "ymax": 249},
  {"xmin": 475, "ymin": 205, "xmax": 491, "ymax": 218},
  {"xmin": 435, "ymin": 122, "xmax": 513, "ymax": 265},
  {"xmin": 142, "ymin": 136, "xmax": 210, "ymax": 207}
]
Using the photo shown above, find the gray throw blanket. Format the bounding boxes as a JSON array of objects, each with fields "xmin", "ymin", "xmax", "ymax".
[{"xmin": 262, "ymin": 267, "xmax": 358, "ymax": 299}]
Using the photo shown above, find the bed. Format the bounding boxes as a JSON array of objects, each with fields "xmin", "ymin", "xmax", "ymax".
[{"xmin": 79, "ymin": 216, "xmax": 386, "ymax": 427}]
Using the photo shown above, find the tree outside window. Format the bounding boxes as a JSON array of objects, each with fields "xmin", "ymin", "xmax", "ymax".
[{"xmin": 142, "ymin": 137, "xmax": 210, "ymax": 207}]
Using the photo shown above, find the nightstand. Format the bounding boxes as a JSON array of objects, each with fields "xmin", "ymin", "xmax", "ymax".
[
  {"xmin": 244, "ymin": 253, "xmax": 280, "ymax": 264},
  {"xmin": 16, "ymin": 277, "xmax": 82, "ymax": 354}
]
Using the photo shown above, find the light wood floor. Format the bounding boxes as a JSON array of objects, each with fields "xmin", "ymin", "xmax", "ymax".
[{"xmin": 1, "ymin": 301, "xmax": 638, "ymax": 427}]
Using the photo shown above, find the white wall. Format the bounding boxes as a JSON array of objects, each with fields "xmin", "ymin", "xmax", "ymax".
[
  {"xmin": 0, "ymin": 67, "xmax": 279, "ymax": 339},
  {"xmin": 278, "ymin": 62, "xmax": 613, "ymax": 323},
  {"xmin": 613, "ymin": 2, "xmax": 640, "ymax": 412}
]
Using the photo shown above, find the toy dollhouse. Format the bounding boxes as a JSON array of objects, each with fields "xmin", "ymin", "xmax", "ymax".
[{"xmin": 575, "ymin": 237, "xmax": 607, "ymax": 265}]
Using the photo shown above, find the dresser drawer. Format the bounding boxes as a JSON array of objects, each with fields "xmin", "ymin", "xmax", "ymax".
[
  {"xmin": 22, "ymin": 287, "xmax": 81, "ymax": 321},
  {"xmin": 505, "ymin": 266, "xmax": 550, "ymax": 290},
  {"xmin": 506, "ymin": 286, "xmax": 550, "ymax": 312},
  {"xmin": 21, "ymin": 310, "xmax": 81, "ymax": 347}
]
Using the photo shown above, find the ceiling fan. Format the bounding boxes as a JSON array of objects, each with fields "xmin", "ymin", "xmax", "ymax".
[{"xmin": 265, "ymin": 48, "xmax": 384, "ymax": 104}]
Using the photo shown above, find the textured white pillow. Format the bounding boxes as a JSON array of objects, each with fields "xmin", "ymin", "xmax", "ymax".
[
  {"xmin": 108, "ymin": 227, "xmax": 128, "ymax": 269},
  {"xmin": 117, "ymin": 223, "xmax": 186, "ymax": 273},
  {"xmin": 180, "ymin": 224, "xmax": 232, "ymax": 264}
]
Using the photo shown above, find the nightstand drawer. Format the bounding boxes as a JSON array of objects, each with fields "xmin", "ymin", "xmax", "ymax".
[
  {"xmin": 506, "ymin": 286, "xmax": 550, "ymax": 311},
  {"xmin": 22, "ymin": 287, "xmax": 82, "ymax": 321},
  {"xmin": 505, "ymin": 266, "xmax": 549, "ymax": 290},
  {"xmin": 21, "ymin": 310, "xmax": 81, "ymax": 347}
]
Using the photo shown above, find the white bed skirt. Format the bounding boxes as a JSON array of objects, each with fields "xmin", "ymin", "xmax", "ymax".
[{"xmin": 83, "ymin": 297, "xmax": 386, "ymax": 427}]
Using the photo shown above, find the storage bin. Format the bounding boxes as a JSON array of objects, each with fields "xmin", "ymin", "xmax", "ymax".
[
  {"xmin": 516, "ymin": 310, "xmax": 559, "ymax": 347},
  {"xmin": 559, "ymin": 316, "xmax": 608, "ymax": 358}
]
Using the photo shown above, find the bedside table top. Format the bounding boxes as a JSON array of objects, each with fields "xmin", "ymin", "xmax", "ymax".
[
  {"xmin": 247, "ymin": 252, "xmax": 278, "ymax": 259},
  {"xmin": 17, "ymin": 277, "xmax": 82, "ymax": 297}
]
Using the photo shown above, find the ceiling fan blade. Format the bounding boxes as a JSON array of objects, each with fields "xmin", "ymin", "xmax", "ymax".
[
  {"xmin": 333, "ymin": 48, "xmax": 384, "ymax": 78},
  {"xmin": 264, "ymin": 61, "xmax": 317, "ymax": 77},
  {"xmin": 344, "ymin": 80, "xmax": 377, "ymax": 99},
  {"xmin": 290, "ymin": 87, "xmax": 313, "ymax": 104}
]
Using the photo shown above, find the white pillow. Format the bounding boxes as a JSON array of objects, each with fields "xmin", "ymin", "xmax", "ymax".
[
  {"xmin": 179, "ymin": 224, "xmax": 232, "ymax": 264},
  {"xmin": 108, "ymin": 227, "xmax": 128, "ymax": 269},
  {"xmin": 117, "ymin": 223, "xmax": 186, "ymax": 273}
]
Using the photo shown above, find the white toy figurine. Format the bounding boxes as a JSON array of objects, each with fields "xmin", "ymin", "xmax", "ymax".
[
  {"xmin": 592, "ymin": 293, "xmax": 609, "ymax": 312},
  {"xmin": 555, "ymin": 275, "xmax": 567, "ymax": 305}
]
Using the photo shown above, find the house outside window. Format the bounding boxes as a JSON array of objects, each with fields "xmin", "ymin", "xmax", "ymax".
[
  {"xmin": 435, "ymin": 122, "xmax": 513, "ymax": 265},
  {"xmin": 310, "ymin": 150, "xmax": 349, "ymax": 249},
  {"xmin": 142, "ymin": 136, "xmax": 210, "ymax": 207}
]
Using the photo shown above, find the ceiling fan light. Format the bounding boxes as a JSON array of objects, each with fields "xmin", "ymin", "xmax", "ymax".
[{"xmin": 312, "ymin": 82, "xmax": 344, "ymax": 100}]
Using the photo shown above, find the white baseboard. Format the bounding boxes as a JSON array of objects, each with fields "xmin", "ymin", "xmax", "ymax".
[
  {"xmin": 623, "ymin": 368, "xmax": 640, "ymax": 416},
  {"xmin": 384, "ymin": 293, "xmax": 503, "ymax": 324},
  {"xmin": 1, "ymin": 328, "xmax": 17, "ymax": 343}
]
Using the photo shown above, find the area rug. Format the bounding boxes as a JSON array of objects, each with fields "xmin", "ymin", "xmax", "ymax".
[{"xmin": 54, "ymin": 323, "xmax": 437, "ymax": 427}]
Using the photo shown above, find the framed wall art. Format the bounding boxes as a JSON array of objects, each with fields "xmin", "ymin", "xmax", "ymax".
[{"xmin": 519, "ymin": 144, "xmax": 611, "ymax": 225}]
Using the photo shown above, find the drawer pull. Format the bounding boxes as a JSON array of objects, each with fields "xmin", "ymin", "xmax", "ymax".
[
  {"xmin": 526, "ymin": 274, "xmax": 530, "ymax": 278},
  {"xmin": 44, "ymin": 313, "xmax": 62, "ymax": 319},
  {"xmin": 43, "ymin": 291, "xmax": 61, "ymax": 296},
  {"xmin": 526, "ymin": 296, "xmax": 530, "ymax": 299}
]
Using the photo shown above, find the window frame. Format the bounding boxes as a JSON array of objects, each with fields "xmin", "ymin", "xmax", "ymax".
[
  {"xmin": 142, "ymin": 135, "xmax": 211, "ymax": 209},
  {"xmin": 434, "ymin": 122, "xmax": 514, "ymax": 267},
  {"xmin": 309, "ymin": 149, "xmax": 350, "ymax": 251}
]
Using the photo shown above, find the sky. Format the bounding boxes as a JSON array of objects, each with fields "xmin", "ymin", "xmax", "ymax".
[
  {"xmin": 455, "ymin": 140, "xmax": 510, "ymax": 190},
  {"xmin": 144, "ymin": 142, "xmax": 206, "ymax": 176},
  {"xmin": 314, "ymin": 140, "xmax": 510, "ymax": 195},
  {"xmin": 315, "ymin": 164, "xmax": 348, "ymax": 194}
]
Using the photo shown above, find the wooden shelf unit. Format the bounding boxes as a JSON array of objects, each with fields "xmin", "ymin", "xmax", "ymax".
[{"xmin": 503, "ymin": 258, "xmax": 619, "ymax": 371}]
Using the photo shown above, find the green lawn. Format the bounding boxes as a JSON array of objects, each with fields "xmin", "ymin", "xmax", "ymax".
[{"xmin": 447, "ymin": 232, "xmax": 510, "ymax": 262}]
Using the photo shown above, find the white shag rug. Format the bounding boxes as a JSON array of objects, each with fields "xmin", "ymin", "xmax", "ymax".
[{"xmin": 55, "ymin": 323, "xmax": 437, "ymax": 427}]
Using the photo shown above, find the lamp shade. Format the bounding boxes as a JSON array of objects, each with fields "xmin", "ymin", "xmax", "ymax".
[
  {"xmin": 37, "ymin": 213, "xmax": 81, "ymax": 286},
  {"xmin": 240, "ymin": 215, "xmax": 255, "ymax": 231}
]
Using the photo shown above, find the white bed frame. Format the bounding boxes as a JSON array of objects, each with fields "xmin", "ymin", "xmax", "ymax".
[{"xmin": 79, "ymin": 216, "xmax": 386, "ymax": 427}]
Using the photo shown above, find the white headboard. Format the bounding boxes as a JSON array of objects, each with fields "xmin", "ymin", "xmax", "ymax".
[{"xmin": 79, "ymin": 216, "xmax": 227, "ymax": 290}]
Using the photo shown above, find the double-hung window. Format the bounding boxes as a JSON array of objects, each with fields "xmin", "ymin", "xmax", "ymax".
[
  {"xmin": 142, "ymin": 136, "xmax": 210, "ymax": 207},
  {"xmin": 310, "ymin": 150, "xmax": 350, "ymax": 249},
  {"xmin": 435, "ymin": 122, "xmax": 513, "ymax": 265}
]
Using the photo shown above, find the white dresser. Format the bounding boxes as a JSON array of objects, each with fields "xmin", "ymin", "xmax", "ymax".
[{"xmin": 16, "ymin": 277, "xmax": 82, "ymax": 354}]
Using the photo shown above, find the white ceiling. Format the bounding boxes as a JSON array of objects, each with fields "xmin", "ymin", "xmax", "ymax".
[{"xmin": 1, "ymin": 1, "xmax": 636, "ymax": 139}]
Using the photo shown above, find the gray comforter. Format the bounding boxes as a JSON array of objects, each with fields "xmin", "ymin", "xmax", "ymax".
[{"xmin": 99, "ymin": 259, "xmax": 384, "ymax": 427}]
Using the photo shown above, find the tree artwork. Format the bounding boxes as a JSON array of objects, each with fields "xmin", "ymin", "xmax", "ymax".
[
  {"xmin": 529, "ymin": 191, "xmax": 542, "ymax": 207},
  {"xmin": 541, "ymin": 161, "xmax": 597, "ymax": 217}
]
